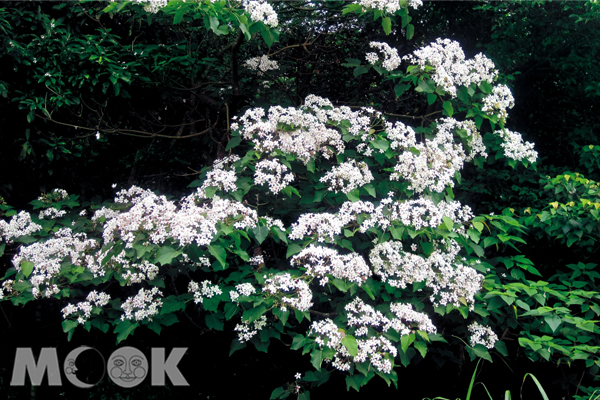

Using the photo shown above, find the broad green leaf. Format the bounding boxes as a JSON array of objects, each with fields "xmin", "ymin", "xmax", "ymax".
[
  {"xmin": 442, "ymin": 101, "xmax": 454, "ymax": 117},
  {"xmin": 209, "ymin": 244, "xmax": 227, "ymax": 268},
  {"xmin": 544, "ymin": 315, "xmax": 561, "ymax": 332},
  {"xmin": 21, "ymin": 261, "xmax": 34, "ymax": 278},
  {"xmin": 406, "ymin": 24, "xmax": 414, "ymax": 40},
  {"xmin": 252, "ymin": 226, "xmax": 269, "ymax": 244},
  {"xmin": 311, "ymin": 350, "xmax": 323, "ymax": 371},
  {"xmin": 382, "ymin": 17, "xmax": 392, "ymax": 35},
  {"xmin": 160, "ymin": 313, "xmax": 179, "ymax": 327},
  {"xmin": 155, "ymin": 246, "xmax": 181, "ymax": 266},
  {"xmin": 400, "ymin": 333, "xmax": 415, "ymax": 353},
  {"xmin": 286, "ymin": 244, "xmax": 303, "ymax": 258},
  {"xmin": 270, "ymin": 386, "xmax": 285, "ymax": 399},
  {"xmin": 205, "ymin": 314, "xmax": 224, "ymax": 330},
  {"xmin": 242, "ymin": 305, "xmax": 267, "ymax": 323},
  {"xmin": 342, "ymin": 335, "xmax": 358, "ymax": 357},
  {"xmin": 114, "ymin": 320, "xmax": 138, "ymax": 343}
]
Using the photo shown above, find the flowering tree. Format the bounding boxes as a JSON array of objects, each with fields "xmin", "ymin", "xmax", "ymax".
[{"xmin": 1, "ymin": 1, "xmax": 598, "ymax": 398}]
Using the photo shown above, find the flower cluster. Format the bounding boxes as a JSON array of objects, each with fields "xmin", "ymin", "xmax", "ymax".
[
  {"xmin": 234, "ymin": 315, "xmax": 268, "ymax": 342},
  {"xmin": 188, "ymin": 280, "xmax": 222, "ymax": 304},
  {"xmin": 390, "ymin": 118, "xmax": 467, "ymax": 193},
  {"xmin": 468, "ymin": 321, "xmax": 498, "ymax": 349},
  {"xmin": 366, "ymin": 42, "xmax": 401, "ymax": 71},
  {"xmin": 121, "ymin": 260, "xmax": 159, "ymax": 285},
  {"xmin": 369, "ymin": 239, "xmax": 483, "ymax": 308},
  {"xmin": 229, "ymin": 282, "xmax": 256, "ymax": 303},
  {"xmin": 404, "ymin": 38, "xmax": 498, "ymax": 97},
  {"xmin": 61, "ymin": 291, "xmax": 111, "ymax": 325},
  {"xmin": 234, "ymin": 95, "xmax": 374, "ymax": 164},
  {"xmin": 482, "ymin": 84, "xmax": 515, "ymax": 124},
  {"xmin": 320, "ymin": 160, "xmax": 373, "ymax": 194},
  {"xmin": 102, "ymin": 187, "xmax": 258, "ymax": 249},
  {"xmin": 0, "ymin": 280, "xmax": 14, "ymax": 300},
  {"xmin": 37, "ymin": 188, "xmax": 69, "ymax": 204},
  {"xmin": 199, "ymin": 155, "xmax": 241, "ymax": 195},
  {"xmin": 262, "ymin": 273, "xmax": 312, "ymax": 311},
  {"xmin": 289, "ymin": 213, "xmax": 345, "ymax": 242},
  {"xmin": 0, "ymin": 211, "xmax": 42, "ymax": 243},
  {"xmin": 12, "ymin": 228, "xmax": 99, "ymax": 297},
  {"xmin": 291, "ymin": 245, "xmax": 372, "ymax": 286},
  {"xmin": 254, "ymin": 158, "xmax": 294, "ymax": 194},
  {"xmin": 389, "ymin": 302, "xmax": 437, "ymax": 336},
  {"xmin": 244, "ymin": 55, "xmax": 279, "ymax": 75},
  {"xmin": 436, "ymin": 118, "xmax": 487, "ymax": 161},
  {"xmin": 244, "ymin": 1, "xmax": 278, "ymax": 27},
  {"xmin": 39, "ymin": 208, "xmax": 67, "ymax": 220},
  {"xmin": 355, "ymin": 0, "xmax": 421, "ymax": 13},
  {"xmin": 120, "ymin": 287, "xmax": 163, "ymax": 321},
  {"xmin": 496, "ymin": 128, "xmax": 538, "ymax": 164}
]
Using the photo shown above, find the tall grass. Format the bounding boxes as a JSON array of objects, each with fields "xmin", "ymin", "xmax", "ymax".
[{"xmin": 422, "ymin": 359, "xmax": 550, "ymax": 400}]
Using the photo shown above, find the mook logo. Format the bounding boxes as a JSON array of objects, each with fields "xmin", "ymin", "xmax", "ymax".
[{"xmin": 10, "ymin": 346, "xmax": 189, "ymax": 388}]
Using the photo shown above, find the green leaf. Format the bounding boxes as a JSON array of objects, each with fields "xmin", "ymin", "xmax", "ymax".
[
  {"xmin": 353, "ymin": 65, "xmax": 370, "ymax": 77},
  {"xmin": 224, "ymin": 303, "xmax": 238, "ymax": 320},
  {"xmin": 225, "ymin": 135, "xmax": 241, "ymax": 150},
  {"xmin": 413, "ymin": 340, "xmax": 427, "ymax": 358},
  {"xmin": 204, "ymin": 186, "xmax": 219, "ymax": 198},
  {"xmin": 299, "ymin": 391, "xmax": 310, "ymax": 400},
  {"xmin": 544, "ymin": 315, "xmax": 561, "ymax": 332},
  {"xmin": 270, "ymin": 386, "xmax": 285, "ymax": 400},
  {"xmin": 394, "ymin": 83, "xmax": 410, "ymax": 97},
  {"xmin": 472, "ymin": 344, "xmax": 492, "ymax": 362},
  {"xmin": 114, "ymin": 320, "xmax": 138, "ymax": 343},
  {"xmin": 442, "ymin": 101, "xmax": 454, "ymax": 117},
  {"xmin": 209, "ymin": 244, "xmax": 227, "ymax": 269},
  {"xmin": 160, "ymin": 313, "xmax": 179, "ymax": 327},
  {"xmin": 242, "ymin": 305, "xmax": 268, "ymax": 324},
  {"xmin": 495, "ymin": 340, "xmax": 509, "ymax": 357},
  {"xmin": 311, "ymin": 350, "xmax": 323, "ymax": 371},
  {"xmin": 347, "ymin": 189, "xmax": 360, "ymax": 202},
  {"xmin": 62, "ymin": 319, "xmax": 78, "ymax": 334},
  {"xmin": 286, "ymin": 244, "xmax": 303, "ymax": 258},
  {"xmin": 205, "ymin": 314, "xmax": 224, "ymax": 330},
  {"xmin": 467, "ymin": 228, "xmax": 480, "ymax": 243},
  {"xmin": 173, "ymin": 8, "xmax": 186, "ymax": 24},
  {"xmin": 363, "ymin": 183, "xmax": 377, "ymax": 198},
  {"xmin": 401, "ymin": 333, "xmax": 415, "ymax": 353},
  {"xmin": 21, "ymin": 261, "xmax": 34, "ymax": 278},
  {"xmin": 442, "ymin": 216, "xmax": 454, "ymax": 231},
  {"xmin": 342, "ymin": 335, "xmax": 358, "ymax": 357},
  {"xmin": 382, "ymin": 17, "xmax": 392, "ymax": 35},
  {"xmin": 406, "ymin": 24, "xmax": 414, "ymax": 40},
  {"xmin": 229, "ymin": 339, "xmax": 246, "ymax": 356},
  {"xmin": 252, "ymin": 226, "xmax": 269, "ymax": 245},
  {"xmin": 427, "ymin": 93, "xmax": 437, "ymax": 105},
  {"xmin": 155, "ymin": 246, "xmax": 181, "ymax": 266}
]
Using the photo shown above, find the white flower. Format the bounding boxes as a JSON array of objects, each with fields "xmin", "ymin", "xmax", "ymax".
[
  {"xmin": 496, "ymin": 128, "xmax": 537, "ymax": 164},
  {"xmin": 244, "ymin": 55, "xmax": 279, "ymax": 75},
  {"xmin": 244, "ymin": 1, "xmax": 278, "ymax": 27},
  {"xmin": 254, "ymin": 159, "xmax": 294, "ymax": 194},
  {"xmin": 468, "ymin": 322, "xmax": 498, "ymax": 349},
  {"xmin": 320, "ymin": 160, "xmax": 373, "ymax": 194},
  {"xmin": 404, "ymin": 39, "xmax": 498, "ymax": 97},
  {"xmin": 368, "ymin": 42, "xmax": 401, "ymax": 71}
]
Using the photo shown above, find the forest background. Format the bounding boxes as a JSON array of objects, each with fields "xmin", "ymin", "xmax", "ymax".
[{"xmin": 0, "ymin": 0, "xmax": 599, "ymax": 399}]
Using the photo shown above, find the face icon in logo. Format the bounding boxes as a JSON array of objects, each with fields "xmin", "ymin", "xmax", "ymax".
[
  {"xmin": 107, "ymin": 347, "xmax": 148, "ymax": 388},
  {"xmin": 64, "ymin": 359, "xmax": 77, "ymax": 375},
  {"xmin": 63, "ymin": 346, "xmax": 105, "ymax": 389}
]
